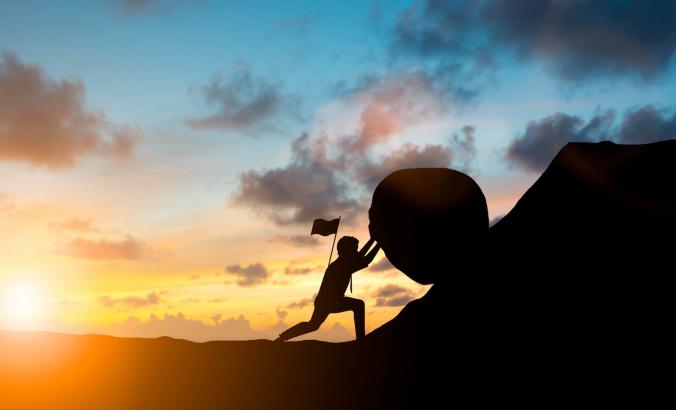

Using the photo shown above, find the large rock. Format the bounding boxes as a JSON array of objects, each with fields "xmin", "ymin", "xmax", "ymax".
[{"xmin": 368, "ymin": 168, "xmax": 488, "ymax": 285}]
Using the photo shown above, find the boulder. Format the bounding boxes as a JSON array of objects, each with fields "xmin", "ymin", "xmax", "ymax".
[{"xmin": 368, "ymin": 168, "xmax": 488, "ymax": 285}]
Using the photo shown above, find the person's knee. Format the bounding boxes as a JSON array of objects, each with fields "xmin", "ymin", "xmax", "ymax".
[
  {"xmin": 307, "ymin": 319, "xmax": 322, "ymax": 331},
  {"xmin": 354, "ymin": 299, "xmax": 365, "ymax": 313}
]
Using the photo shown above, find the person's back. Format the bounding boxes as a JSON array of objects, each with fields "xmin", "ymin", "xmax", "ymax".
[{"xmin": 315, "ymin": 253, "xmax": 368, "ymax": 306}]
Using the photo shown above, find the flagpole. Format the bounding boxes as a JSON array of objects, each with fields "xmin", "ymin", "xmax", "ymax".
[{"xmin": 326, "ymin": 216, "xmax": 340, "ymax": 269}]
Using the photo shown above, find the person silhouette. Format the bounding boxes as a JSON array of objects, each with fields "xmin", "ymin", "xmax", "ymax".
[{"xmin": 276, "ymin": 236, "xmax": 380, "ymax": 342}]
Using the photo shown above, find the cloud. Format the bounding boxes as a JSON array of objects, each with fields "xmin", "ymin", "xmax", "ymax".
[
  {"xmin": 62, "ymin": 235, "xmax": 148, "ymax": 260},
  {"xmin": 392, "ymin": 1, "xmax": 676, "ymax": 85},
  {"xmin": 210, "ymin": 313, "xmax": 222, "ymax": 324},
  {"xmin": 269, "ymin": 234, "xmax": 320, "ymax": 247},
  {"xmin": 0, "ymin": 52, "xmax": 141, "ymax": 169},
  {"xmin": 107, "ymin": 313, "xmax": 255, "ymax": 341},
  {"xmin": 188, "ymin": 61, "xmax": 298, "ymax": 131},
  {"xmin": 339, "ymin": 73, "xmax": 446, "ymax": 152},
  {"xmin": 368, "ymin": 257, "xmax": 395, "ymax": 273},
  {"xmin": 99, "ymin": 312, "xmax": 353, "ymax": 342},
  {"xmin": 450, "ymin": 125, "xmax": 477, "ymax": 170},
  {"xmin": 233, "ymin": 73, "xmax": 473, "ymax": 226},
  {"xmin": 372, "ymin": 284, "xmax": 416, "ymax": 307},
  {"xmin": 112, "ymin": 0, "xmax": 203, "ymax": 16},
  {"xmin": 506, "ymin": 110, "xmax": 614, "ymax": 172},
  {"xmin": 51, "ymin": 217, "xmax": 98, "ymax": 233},
  {"xmin": 506, "ymin": 105, "xmax": 676, "ymax": 171},
  {"xmin": 235, "ymin": 76, "xmax": 444, "ymax": 225},
  {"xmin": 286, "ymin": 294, "xmax": 316, "ymax": 309},
  {"xmin": 484, "ymin": 1, "xmax": 676, "ymax": 82},
  {"xmin": 275, "ymin": 309, "xmax": 288, "ymax": 320},
  {"xmin": 100, "ymin": 125, "xmax": 141, "ymax": 158},
  {"xmin": 233, "ymin": 132, "xmax": 363, "ymax": 225},
  {"xmin": 616, "ymin": 105, "xmax": 676, "ymax": 145},
  {"xmin": 225, "ymin": 262, "xmax": 270, "ymax": 287},
  {"xmin": 283, "ymin": 264, "xmax": 320, "ymax": 275},
  {"xmin": 391, "ymin": 3, "xmax": 497, "ymax": 100},
  {"xmin": 234, "ymin": 130, "xmax": 463, "ymax": 225},
  {"xmin": 354, "ymin": 142, "xmax": 453, "ymax": 191},
  {"xmin": 98, "ymin": 291, "xmax": 161, "ymax": 309}
]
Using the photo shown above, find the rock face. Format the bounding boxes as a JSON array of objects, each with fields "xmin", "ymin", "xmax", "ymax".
[
  {"xmin": 368, "ymin": 168, "xmax": 488, "ymax": 285},
  {"xmin": 486, "ymin": 140, "xmax": 675, "ymax": 357},
  {"xmin": 492, "ymin": 140, "xmax": 676, "ymax": 258}
]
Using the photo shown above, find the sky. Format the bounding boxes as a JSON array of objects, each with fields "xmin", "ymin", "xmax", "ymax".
[{"xmin": 1, "ymin": 0, "xmax": 675, "ymax": 342}]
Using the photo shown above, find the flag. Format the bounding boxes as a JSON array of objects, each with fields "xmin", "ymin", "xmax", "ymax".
[{"xmin": 311, "ymin": 218, "xmax": 340, "ymax": 236}]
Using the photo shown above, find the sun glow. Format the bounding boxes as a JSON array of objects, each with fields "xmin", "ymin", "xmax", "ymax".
[{"xmin": 2, "ymin": 282, "xmax": 43, "ymax": 329}]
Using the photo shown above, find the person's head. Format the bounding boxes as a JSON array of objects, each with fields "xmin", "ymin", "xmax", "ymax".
[
  {"xmin": 368, "ymin": 168, "xmax": 488, "ymax": 285},
  {"xmin": 337, "ymin": 236, "xmax": 359, "ymax": 256}
]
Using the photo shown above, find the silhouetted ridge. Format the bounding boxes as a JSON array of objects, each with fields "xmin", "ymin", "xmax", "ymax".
[{"xmin": 492, "ymin": 140, "xmax": 676, "ymax": 252}]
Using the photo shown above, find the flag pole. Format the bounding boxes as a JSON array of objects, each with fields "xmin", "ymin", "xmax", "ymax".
[{"xmin": 326, "ymin": 216, "xmax": 340, "ymax": 269}]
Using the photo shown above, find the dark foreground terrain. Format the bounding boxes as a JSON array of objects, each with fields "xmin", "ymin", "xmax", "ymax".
[
  {"xmin": 0, "ymin": 331, "xmax": 383, "ymax": 409},
  {"xmin": 2, "ymin": 141, "xmax": 674, "ymax": 409}
]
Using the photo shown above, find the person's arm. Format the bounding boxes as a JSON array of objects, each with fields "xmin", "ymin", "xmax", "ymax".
[
  {"xmin": 363, "ymin": 243, "xmax": 381, "ymax": 264},
  {"xmin": 358, "ymin": 238, "xmax": 376, "ymax": 257}
]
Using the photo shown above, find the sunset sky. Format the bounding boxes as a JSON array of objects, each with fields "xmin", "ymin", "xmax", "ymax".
[{"xmin": 1, "ymin": 0, "xmax": 675, "ymax": 342}]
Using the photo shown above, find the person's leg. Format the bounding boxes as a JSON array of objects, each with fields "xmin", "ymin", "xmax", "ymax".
[
  {"xmin": 275, "ymin": 306, "xmax": 329, "ymax": 342},
  {"xmin": 331, "ymin": 297, "xmax": 365, "ymax": 340}
]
